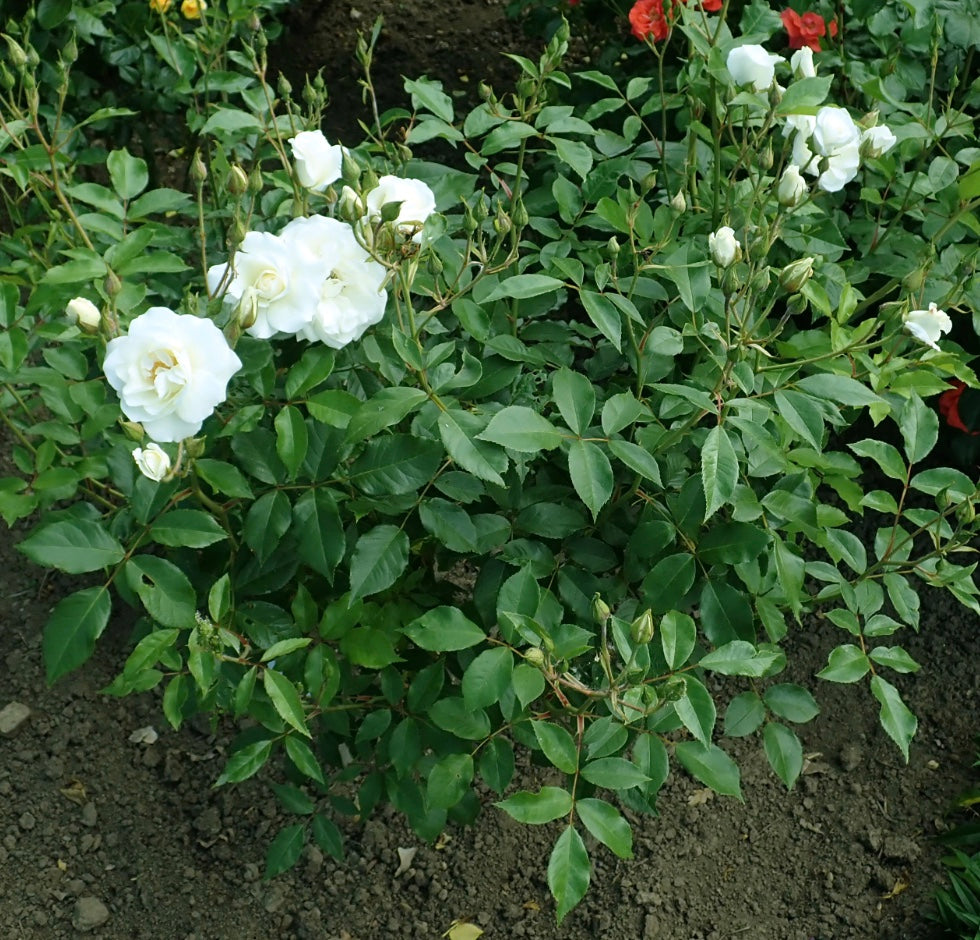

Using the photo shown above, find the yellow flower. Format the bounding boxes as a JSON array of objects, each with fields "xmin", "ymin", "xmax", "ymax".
[
  {"xmin": 149, "ymin": 0, "xmax": 173, "ymax": 11},
  {"xmin": 181, "ymin": 0, "xmax": 207, "ymax": 19}
]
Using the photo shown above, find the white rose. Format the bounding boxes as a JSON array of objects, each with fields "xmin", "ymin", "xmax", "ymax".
[
  {"xmin": 288, "ymin": 130, "xmax": 344, "ymax": 192},
  {"xmin": 726, "ymin": 45, "xmax": 784, "ymax": 92},
  {"xmin": 708, "ymin": 226, "xmax": 740, "ymax": 268},
  {"xmin": 812, "ymin": 107, "xmax": 860, "ymax": 155},
  {"xmin": 67, "ymin": 296, "xmax": 101, "ymax": 331},
  {"xmin": 817, "ymin": 142, "xmax": 860, "ymax": 193},
  {"xmin": 903, "ymin": 302, "xmax": 952, "ymax": 351},
  {"xmin": 133, "ymin": 442, "xmax": 171, "ymax": 482},
  {"xmin": 280, "ymin": 215, "xmax": 388, "ymax": 349},
  {"xmin": 790, "ymin": 47, "xmax": 816, "ymax": 80},
  {"xmin": 207, "ymin": 230, "xmax": 322, "ymax": 339},
  {"xmin": 777, "ymin": 165, "xmax": 808, "ymax": 206},
  {"xmin": 103, "ymin": 307, "xmax": 242, "ymax": 442},
  {"xmin": 363, "ymin": 176, "xmax": 437, "ymax": 242},
  {"xmin": 861, "ymin": 125, "xmax": 897, "ymax": 159}
]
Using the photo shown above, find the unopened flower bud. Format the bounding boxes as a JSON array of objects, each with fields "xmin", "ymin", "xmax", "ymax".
[
  {"xmin": 901, "ymin": 266, "xmax": 927, "ymax": 294},
  {"xmin": 493, "ymin": 205, "xmax": 511, "ymax": 236},
  {"xmin": 247, "ymin": 12, "xmax": 261, "ymax": 30},
  {"xmin": 226, "ymin": 165, "xmax": 248, "ymax": 195},
  {"xmin": 606, "ymin": 236, "xmax": 621, "ymax": 258},
  {"xmin": 190, "ymin": 151, "xmax": 208, "ymax": 184},
  {"xmin": 236, "ymin": 286, "xmax": 259, "ymax": 329},
  {"xmin": 641, "ymin": 172, "xmax": 658, "ymax": 194},
  {"xmin": 630, "ymin": 609, "xmax": 655, "ymax": 645},
  {"xmin": 277, "ymin": 73, "xmax": 292, "ymax": 98},
  {"xmin": 66, "ymin": 296, "xmax": 101, "ymax": 331},
  {"xmin": 63, "ymin": 37, "xmax": 78, "ymax": 65},
  {"xmin": 184, "ymin": 436, "xmax": 206, "ymax": 458},
  {"xmin": 478, "ymin": 81, "xmax": 495, "ymax": 104},
  {"xmin": 661, "ymin": 675, "xmax": 686, "ymax": 702},
  {"xmin": 118, "ymin": 420, "xmax": 145, "ymax": 442},
  {"xmin": 228, "ymin": 217, "xmax": 247, "ymax": 248},
  {"xmin": 591, "ymin": 594, "xmax": 612, "ymax": 624},
  {"xmin": 512, "ymin": 199, "xmax": 529, "ymax": 229},
  {"xmin": 777, "ymin": 164, "xmax": 807, "ymax": 207},
  {"xmin": 133, "ymin": 442, "xmax": 171, "ymax": 482},
  {"xmin": 860, "ymin": 125, "xmax": 897, "ymax": 160},
  {"xmin": 779, "ymin": 257, "xmax": 814, "ymax": 293},
  {"xmin": 670, "ymin": 191, "xmax": 686, "ymax": 213},
  {"xmin": 524, "ymin": 646, "xmax": 547, "ymax": 668},
  {"xmin": 248, "ymin": 165, "xmax": 263, "ymax": 194},
  {"xmin": 0, "ymin": 63, "xmax": 14, "ymax": 89},
  {"xmin": 3, "ymin": 35, "xmax": 28, "ymax": 69},
  {"xmin": 759, "ymin": 143, "xmax": 774, "ymax": 171},
  {"xmin": 790, "ymin": 47, "xmax": 816, "ymax": 80},
  {"xmin": 786, "ymin": 293, "xmax": 808, "ymax": 317},
  {"xmin": 859, "ymin": 108, "xmax": 879, "ymax": 130},
  {"xmin": 708, "ymin": 226, "xmax": 740, "ymax": 268},
  {"xmin": 104, "ymin": 270, "xmax": 122, "ymax": 297}
]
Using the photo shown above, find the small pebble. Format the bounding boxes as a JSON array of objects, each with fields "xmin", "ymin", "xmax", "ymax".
[
  {"xmin": 0, "ymin": 702, "xmax": 31, "ymax": 735},
  {"xmin": 72, "ymin": 896, "xmax": 110, "ymax": 932}
]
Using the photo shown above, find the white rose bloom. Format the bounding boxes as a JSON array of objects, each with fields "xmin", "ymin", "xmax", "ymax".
[
  {"xmin": 790, "ymin": 47, "xmax": 816, "ymax": 80},
  {"xmin": 207, "ymin": 230, "xmax": 322, "ymax": 339},
  {"xmin": 816, "ymin": 142, "xmax": 860, "ymax": 193},
  {"xmin": 103, "ymin": 307, "xmax": 241, "ymax": 442},
  {"xmin": 786, "ymin": 106, "xmax": 862, "ymax": 193},
  {"xmin": 133, "ymin": 442, "xmax": 171, "ymax": 482},
  {"xmin": 67, "ymin": 296, "xmax": 101, "ymax": 331},
  {"xmin": 280, "ymin": 215, "xmax": 388, "ymax": 349},
  {"xmin": 812, "ymin": 107, "xmax": 860, "ymax": 155},
  {"xmin": 726, "ymin": 45, "xmax": 784, "ymax": 92},
  {"xmin": 363, "ymin": 176, "xmax": 437, "ymax": 242},
  {"xmin": 777, "ymin": 165, "xmax": 808, "ymax": 207},
  {"xmin": 903, "ymin": 302, "xmax": 952, "ymax": 351},
  {"xmin": 708, "ymin": 226, "xmax": 740, "ymax": 268},
  {"xmin": 288, "ymin": 130, "xmax": 344, "ymax": 192},
  {"xmin": 861, "ymin": 124, "xmax": 897, "ymax": 159}
]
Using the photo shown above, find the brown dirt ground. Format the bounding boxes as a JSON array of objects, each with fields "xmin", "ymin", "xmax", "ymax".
[{"xmin": 1, "ymin": 2, "xmax": 978, "ymax": 938}]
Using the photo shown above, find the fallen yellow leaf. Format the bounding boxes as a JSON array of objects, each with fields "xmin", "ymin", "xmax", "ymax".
[
  {"xmin": 442, "ymin": 920, "xmax": 484, "ymax": 940},
  {"xmin": 882, "ymin": 879, "xmax": 909, "ymax": 900}
]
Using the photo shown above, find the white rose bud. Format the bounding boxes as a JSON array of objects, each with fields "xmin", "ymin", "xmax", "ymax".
[
  {"xmin": 777, "ymin": 164, "xmax": 808, "ymax": 206},
  {"xmin": 903, "ymin": 302, "xmax": 952, "ymax": 351},
  {"xmin": 670, "ymin": 191, "xmax": 687, "ymax": 213},
  {"xmin": 132, "ymin": 442, "xmax": 171, "ymax": 482},
  {"xmin": 861, "ymin": 125, "xmax": 897, "ymax": 159},
  {"xmin": 726, "ymin": 45, "xmax": 784, "ymax": 92},
  {"xmin": 288, "ymin": 130, "xmax": 344, "ymax": 192},
  {"xmin": 708, "ymin": 226, "xmax": 741, "ymax": 268},
  {"xmin": 790, "ymin": 47, "xmax": 816, "ymax": 80},
  {"xmin": 779, "ymin": 257, "xmax": 814, "ymax": 293},
  {"xmin": 363, "ymin": 175, "xmax": 437, "ymax": 243},
  {"xmin": 67, "ymin": 296, "xmax": 101, "ymax": 332}
]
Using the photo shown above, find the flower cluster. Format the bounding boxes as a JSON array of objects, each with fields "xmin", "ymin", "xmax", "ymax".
[
  {"xmin": 628, "ymin": 0, "xmax": 721, "ymax": 43},
  {"xmin": 781, "ymin": 9, "xmax": 837, "ymax": 52}
]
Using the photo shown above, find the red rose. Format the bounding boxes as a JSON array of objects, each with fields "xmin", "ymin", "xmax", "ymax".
[
  {"xmin": 939, "ymin": 381, "xmax": 980, "ymax": 435},
  {"xmin": 781, "ymin": 8, "xmax": 837, "ymax": 52},
  {"xmin": 699, "ymin": 0, "xmax": 723, "ymax": 10},
  {"xmin": 629, "ymin": 0, "xmax": 670, "ymax": 40}
]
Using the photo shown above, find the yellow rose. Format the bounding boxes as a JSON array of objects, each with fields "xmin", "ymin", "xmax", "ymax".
[
  {"xmin": 149, "ymin": 0, "xmax": 173, "ymax": 11},
  {"xmin": 181, "ymin": 0, "xmax": 207, "ymax": 19}
]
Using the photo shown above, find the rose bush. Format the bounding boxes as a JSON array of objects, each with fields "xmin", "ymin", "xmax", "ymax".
[{"xmin": 3, "ymin": 0, "xmax": 980, "ymax": 924}]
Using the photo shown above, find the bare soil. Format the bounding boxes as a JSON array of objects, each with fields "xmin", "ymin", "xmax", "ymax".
[{"xmin": 1, "ymin": 2, "xmax": 977, "ymax": 938}]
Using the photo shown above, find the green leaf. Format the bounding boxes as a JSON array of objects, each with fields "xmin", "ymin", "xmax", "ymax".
[
  {"xmin": 275, "ymin": 406, "xmax": 309, "ymax": 480},
  {"xmin": 339, "ymin": 626, "xmax": 402, "ymax": 669},
  {"xmin": 548, "ymin": 826, "xmax": 590, "ymax": 924},
  {"xmin": 244, "ymin": 491, "xmax": 292, "ymax": 564},
  {"xmin": 42, "ymin": 586, "xmax": 111, "ymax": 684},
  {"xmin": 763, "ymin": 722, "xmax": 803, "ymax": 789},
  {"xmin": 261, "ymin": 638, "xmax": 312, "ymax": 662},
  {"xmin": 763, "ymin": 684, "xmax": 820, "ymax": 723},
  {"xmin": 122, "ymin": 628, "xmax": 180, "ymax": 678},
  {"xmin": 106, "ymin": 147, "xmax": 149, "ymax": 200},
  {"xmin": 497, "ymin": 786, "xmax": 573, "ymax": 824},
  {"xmin": 462, "ymin": 647, "xmax": 514, "ymax": 709},
  {"xmin": 419, "ymin": 498, "xmax": 478, "ymax": 552},
  {"xmin": 195, "ymin": 459, "xmax": 254, "ymax": 498},
  {"xmin": 263, "ymin": 669, "xmax": 311, "ymax": 737},
  {"xmin": 201, "ymin": 107, "xmax": 263, "ymax": 135},
  {"xmin": 346, "ymin": 388, "xmax": 428, "ymax": 443},
  {"xmin": 478, "ymin": 406, "xmax": 564, "ymax": 453},
  {"xmin": 428, "ymin": 753, "xmax": 474, "ymax": 809},
  {"xmin": 215, "ymin": 739, "xmax": 273, "ymax": 785},
  {"xmin": 699, "ymin": 640, "xmax": 778, "ymax": 677},
  {"xmin": 532, "ymin": 721, "xmax": 579, "ymax": 774},
  {"xmin": 403, "ymin": 606, "xmax": 485, "ymax": 651},
  {"xmin": 126, "ymin": 556, "xmax": 196, "ymax": 629},
  {"xmin": 816, "ymin": 643, "xmax": 870, "ymax": 683},
  {"xmin": 724, "ymin": 691, "xmax": 765, "ymax": 737},
  {"xmin": 795, "ymin": 373, "xmax": 881, "ymax": 407},
  {"xmin": 848, "ymin": 439, "xmax": 907, "ymax": 480},
  {"xmin": 485, "ymin": 274, "xmax": 565, "ymax": 301},
  {"xmin": 642, "ymin": 553, "xmax": 696, "ymax": 615},
  {"xmin": 162, "ymin": 675, "xmax": 188, "ymax": 730},
  {"xmin": 674, "ymin": 676, "xmax": 716, "ymax": 747},
  {"xmin": 293, "ymin": 490, "xmax": 345, "ymax": 579},
  {"xmin": 576, "ymin": 798, "xmax": 633, "ymax": 860},
  {"xmin": 512, "ymin": 662, "xmax": 546, "ymax": 709},
  {"xmin": 438, "ymin": 409, "xmax": 506, "ymax": 486},
  {"xmin": 774, "ymin": 389, "xmax": 824, "ymax": 449},
  {"xmin": 869, "ymin": 645, "xmax": 920, "ymax": 674},
  {"xmin": 660, "ymin": 610, "xmax": 696, "ymax": 669},
  {"xmin": 568, "ymin": 440, "xmax": 613, "ymax": 519},
  {"xmin": 674, "ymin": 742, "xmax": 742, "ymax": 799},
  {"xmin": 479, "ymin": 737, "xmax": 515, "ymax": 794},
  {"xmin": 607, "ymin": 440, "xmax": 662, "ymax": 486},
  {"xmin": 701, "ymin": 425, "xmax": 738, "ymax": 521},
  {"xmin": 348, "ymin": 525, "xmax": 409, "ymax": 601},
  {"xmin": 404, "ymin": 75, "xmax": 455, "ymax": 122},
  {"xmin": 774, "ymin": 75, "xmax": 832, "ymax": 114},
  {"xmin": 898, "ymin": 392, "xmax": 938, "ymax": 464},
  {"xmin": 428, "ymin": 697, "xmax": 490, "ymax": 739},
  {"xmin": 19, "ymin": 519, "xmax": 125, "ymax": 574},
  {"xmin": 698, "ymin": 522, "xmax": 769, "ymax": 564},
  {"xmin": 552, "ymin": 367, "xmax": 595, "ymax": 435},
  {"xmin": 264, "ymin": 824, "xmax": 305, "ymax": 878},
  {"xmin": 580, "ymin": 757, "xmax": 649, "ymax": 790},
  {"xmin": 870, "ymin": 676, "xmax": 917, "ymax": 762},
  {"xmin": 579, "ymin": 290, "xmax": 622, "ymax": 350},
  {"xmin": 150, "ymin": 509, "xmax": 228, "ymax": 548},
  {"xmin": 312, "ymin": 814, "xmax": 344, "ymax": 861},
  {"xmin": 284, "ymin": 736, "xmax": 325, "ymax": 784},
  {"xmin": 349, "ymin": 435, "xmax": 442, "ymax": 495}
]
